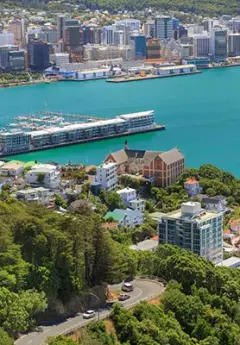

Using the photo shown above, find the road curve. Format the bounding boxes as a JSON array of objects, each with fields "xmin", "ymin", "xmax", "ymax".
[{"xmin": 15, "ymin": 279, "xmax": 164, "ymax": 345}]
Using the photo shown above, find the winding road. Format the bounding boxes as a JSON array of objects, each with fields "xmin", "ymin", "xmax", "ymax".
[{"xmin": 15, "ymin": 279, "xmax": 164, "ymax": 345}]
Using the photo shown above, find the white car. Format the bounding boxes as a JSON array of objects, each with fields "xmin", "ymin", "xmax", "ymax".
[{"xmin": 83, "ymin": 310, "xmax": 96, "ymax": 319}]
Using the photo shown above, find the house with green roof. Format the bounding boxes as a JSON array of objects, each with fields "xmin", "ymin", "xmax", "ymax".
[{"xmin": 104, "ymin": 208, "xmax": 143, "ymax": 227}]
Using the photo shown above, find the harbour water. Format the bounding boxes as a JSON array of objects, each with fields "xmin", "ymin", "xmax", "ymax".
[{"xmin": 1, "ymin": 66, "xmax": 240, "ymax": 175}]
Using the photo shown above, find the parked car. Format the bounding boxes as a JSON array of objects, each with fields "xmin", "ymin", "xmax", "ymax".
[
  {"xmin": 118, "ymin": 294, "xmax": 130, "ymax": 301},
  {"xmin": 121, "ymin": 282, "xmax": 133, "ymax": 292},
  {"xmin": 83, "ymin": 310, "xmax": 96, "ymax": 319}
]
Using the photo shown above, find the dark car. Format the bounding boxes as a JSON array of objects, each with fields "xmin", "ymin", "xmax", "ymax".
[{"xmin": 118, "ymin": 294, "xmax": 130, "ymax": 301}]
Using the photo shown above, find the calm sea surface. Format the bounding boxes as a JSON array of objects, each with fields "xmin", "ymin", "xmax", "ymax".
[{"xmin": 1, "ymin": 67, "xmax": 240, "ymax": 175}]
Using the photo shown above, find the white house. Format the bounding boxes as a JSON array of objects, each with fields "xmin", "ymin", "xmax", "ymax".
[
  {"xmin": 117, "ymin": 187, "xmax": 146, "ymax": 212},
  {"xmin": 184, "ymin": 179, "xmax": 202, "ymax": 196},
  {"xmin": 95, "ymin": 162, "xmax": 118, "ymax": 190},
  {"xmin": 201, "ymin": 196, "xmax": 227, "ymax": 213},
  {"xmin": 16, "ymin": 187, "xmax": 51, "ymax": 204},
  {"xmin": 105, "ymin": 208, "xmax": 143, "ymax": 227},
  {"xmin": 25, "ymin": 164, "xmax": 60, "ymax": 189},
  {"xmin": 0, "ymin": 161, "xmax": 24, "ymax": 176}
]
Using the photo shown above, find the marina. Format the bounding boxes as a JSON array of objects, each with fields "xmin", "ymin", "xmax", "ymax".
[{"xmin": 0, "ymin": 110, "xmax": 165, "ymax": 157}]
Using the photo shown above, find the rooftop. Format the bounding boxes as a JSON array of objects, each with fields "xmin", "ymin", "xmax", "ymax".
[
  {"xmin": 129, "ymin": 238, "xmax": 158, "ymax": 251},
  {"xmin": 117, "ymin": 187, "xmax": 136, "ymax": 194},
  {"xmin": 185, "ymin": 179, "xmax": 199, "ymax": 185},
  {"xmin": 216, "ymin": 257, "xmax": 240, "ymax": 267}
]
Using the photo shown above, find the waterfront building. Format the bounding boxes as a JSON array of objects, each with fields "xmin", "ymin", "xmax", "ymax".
[
  {"xmin": 105, "ymin": 146, "xmax": 184, "ymax": 187},
  {"xmin": 105, "ymin": 208, "xmax": 144, "ymax": 227},
  {"xmin": 143, "ymin": 20, "xmax": 155, "ymax": 38},
  {"xmin": 95, "ymin": 162, "xmax": 118, "ymax": 190},
  {"xmin": 130, "ymin": 34, "xmax": 147, "ymax": 60},
  {"xmin": 182, "ymin": 57, "xmax": 211, "ymax": 68},
  {"xmin": 27, "ymin": 40, "xmax": 51, "ymax": 71},
  {"xmin": 180, "ymin": 44, "xmax": 191, "ymax": 58},
  {"xmin": 25, "ymin": 164, "xmax": 60, "ymax": 189},
  {"xmin": 154, "ymin": 17, "xmax": 173, "ymax": 40},
  {"xmin": 0, "ymin": 31, "xmax": 14, "ymax": 45},
  {"xmin": 158, "ymin": 202, "xmax": 223, "ymax": 265},
  {"xmin": 146, "ymin": 38, "xmax": 161, "ymax": 59},
  {"xmin": 0, "ymin": 130, "xmax": 31, "ymax": 153},
  {"xmin": 57, "ymin": 14, "xmax": 65, "ymax": 40},
  {"xmin": 52, "ymin": 52, "xmax": 69, "ymax": 66},
  {"xmin": 193, "ymin": 34, "xmax": 210, "ymax": 57},
  {"xmin": 228, "ymin": 33, "xmax": 240, "ymax": 56},
  {"xmin": 8, "ymin": 50, "xmax": 25, "ymax": 70},
  {"xmin": 210, "ymin": 28, "xmax": 227, "ymax": 62},
  {"xmin": 184, "ymin": 179, "xmax": 202, "ymax": 196},
  {"xmin": 83, "ymin": 44, "xmax": 131, "ymax": 61}
]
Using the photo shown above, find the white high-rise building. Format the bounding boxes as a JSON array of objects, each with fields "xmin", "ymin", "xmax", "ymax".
[
  {"xmin": 0, "ymin": 31, "xmax": 14, "ymax": 46},
  {"xmin": 158, "ymin": 202, "xmax": 223, "ymax": 265},
  {"xmin": 96, "ymin": 162, "xmax": 118, "ymax": 190},
  {"xmin": 154, "ymin": 16, "xmax": 173, "ymax": 40},
  {"xmin": 193, "ymin": 34, "xmax": 210, "ymax": 56},
  {"xmin": 103, "ymin": 26, "xmax": 114, "ymax": 45},
  {"xmin": 113, "ymin": 30, "xmax": 124, "ymax": 46}
]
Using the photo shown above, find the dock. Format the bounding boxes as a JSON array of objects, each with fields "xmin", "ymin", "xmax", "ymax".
[{"xmin": 106, "ymin": 70, "xmax": 201, "ymax": 83}]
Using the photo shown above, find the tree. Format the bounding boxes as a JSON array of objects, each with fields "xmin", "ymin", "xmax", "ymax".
[
  {"xmin": 48, "ymin": 335, "xmax": 77, "ymax": 345},
  {"xmin": 54, "ymin": 194, "xmax": 67, "ymax": 209},
  {"xmin": 0, "ymin": 328, "xmax": 13, "ymax": 345},
  {"xmin": 37, "ymin": 173, "xmax": 45, "ymax": 184}
]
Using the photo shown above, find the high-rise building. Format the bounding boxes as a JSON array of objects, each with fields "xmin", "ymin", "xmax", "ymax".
[
  {"xmin": 154, "ymin": 17, "xmax": 173, "ymax": 40},
  {"xmin": 42, "ymin": 25, "xmax": 58, "ymax": 44},
  {"xmin": 228, "ymin": 18, "xmax": 240, "ymax": 33},
  {"xmin": 113, "ymin": 30, "xmax": 124, "ymax": 46},
  {"xmin": 9, "ymin": 50, "xmax": 25, "ymax": 70},
  {"xmin": 114, "ymin": 19, "xmax": 140, "ymax": 32},
  {"xmin": 202, "ymin": 19, "xmax": 213, "ymax": 32},
  {"xmin": 57, "ymin": 15, "xmax": 65, "ymax": 40},
  {"xmin": 103, "ymin": 26, "xmax": 114, "ymax": 45},
  {"xmin": 172, "ymin": 18, "xmax": 180, "ymax": 30},
  {"xmin": 0, "ymin": 31, "xmax": 14, "ymax": 46},
  {"xmin": 158, "ymin": 202, "xmax": 223, "ymax": 265},
  {"xmin": 143, "ymin": 20, "xmax": 155, "ymax": 38},
  {"xmin": 193, "ymin": 34, "xmax": 210, "ymax": 57},
  {"xmin": 146, "ymin": 38, "xmax": 161, "ymax": 59},
  {"xmin": 27, "ymin": 40, "xmax": 51, "ymax": 71},
  {"xmin": 63, "ymin": 26, "xmax": 81, "ymax": 49},
  {"xmin": 8, "ymin": 19, "xmax": 23, "ymax": 45},
  {"xmin": 82, "ymin": 25, "xmax": 102, "ymax": 45},
  {"xmin": 130, "ymin": 34, "xmax": 147, "ymax": 60},
  {"xmin": 96, "ymin": 162, "xmax": 118, "ymax": 191},
  {"xmin": 228, "ymin": 33, "xmax": 240, "ymax": 56},
  {"xmin": 174, "ymin": 26, "xmax": 188, "ymax": 40},
  {"xmin": 210, "ymin": 28, "xmax": 227, "ymax": 61}
]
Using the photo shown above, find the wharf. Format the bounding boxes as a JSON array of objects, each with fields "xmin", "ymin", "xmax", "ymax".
[
  {"xmin": 106, "ymin": 70, "xmax": 201, "ymax": 83},
  {"xmin": 0, "ymin": 125, "xmax": 165, "ymax": 158}
]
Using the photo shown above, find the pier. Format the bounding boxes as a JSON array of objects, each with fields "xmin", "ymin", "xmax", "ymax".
[{"xmin": 106, "ymin": 70, "xmax": 201, "ymax": 83}]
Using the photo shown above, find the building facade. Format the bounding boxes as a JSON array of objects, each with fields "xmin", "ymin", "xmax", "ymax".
[
  {"xmin": 155, "ymin": 17, "xmax": 173, "ymax": 40},
  {"xmin": 158, "ymin": 202, "xmax": 223, "ymax": 264},
  {"xmin": 96, "ymin": 162, "xmax": 118, "ymax": 190},
  {"xmin": 146, "ymin": 38, "xmax": 161, "ymax": 59},
  {"xmin": 130, "ymin": 34, "xmax": 147, "ymax": 60},
  {"xmin": 210, "ymin": 28, "xmax": 227, "ymax": 61},
  {"xmin": 193, "ymin": 35, "xmax": 210, "ymax": 57},
  {"xmin": 27, "ymin": 40, "xmax": 51, "ymax": 71},
  {"xmin": 105, "ymin": 147, "xmax": 184, "ymax": 187},
  {"xmin": 228, "ymin": 33, "xmax": 240, "ymax": 56},
  {"xmin": 25, "ymin": 164, "xmax": 60, "ymax": 189},
  {"xmin": 184, "ymin": 179, "xmax": 202, "ymax": 196}
]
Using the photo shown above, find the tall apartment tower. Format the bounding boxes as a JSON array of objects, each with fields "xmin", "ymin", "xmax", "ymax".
[
  {"xmin": 158, "ymin": 202, "xmax": 223, "ymax": 265},
  {"xmin": 95, "ymin": 162, "xmax": 118, "ymax": 191}
]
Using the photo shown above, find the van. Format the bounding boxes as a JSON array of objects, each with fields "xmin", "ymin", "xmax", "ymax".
[{"xmin": 121, "ymin": 282, "xmax": 133, "ymax": 292}]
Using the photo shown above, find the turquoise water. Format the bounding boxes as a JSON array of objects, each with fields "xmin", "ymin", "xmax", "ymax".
[{"xmin": 1, "ymin": 67, "xmax": 240, "ymax": 175}]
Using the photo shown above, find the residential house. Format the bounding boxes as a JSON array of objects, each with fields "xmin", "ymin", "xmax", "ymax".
[
  {"xmin": 25, "ymin": 164, "xmax": 60, "ymax": 189},
  {"xmin": 201, "ymin": 196, "xmax": 227, "ymax": 213},
  {"xmin": 16, "ymin": 187, "xmax": 51, "ymax": 204},
  {"xmin": 117, "ymin": 187, "xmax": 146, "ymax": 212},
  {"xmin": 104, "ymin": 208, "xmax": 144, "ymax": 227},
  {"xmin": 95, "ymin": 162, "xmax": 118, "ymax": 190},
  {"xmin": 184, "ymin": 178, "xmax": 202, "ymax": 196},
  {"xmin": 0, "ymin": 160, "xmax": 24, "ymax": 176},
  {"xmin": 104, "ymin": 148, "xmax": 184, "ymax": 187}
]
